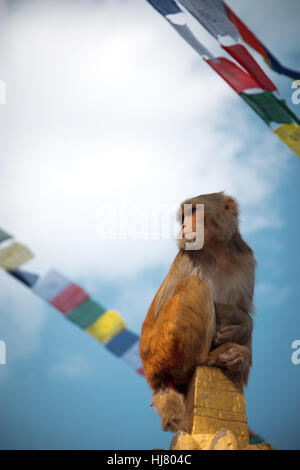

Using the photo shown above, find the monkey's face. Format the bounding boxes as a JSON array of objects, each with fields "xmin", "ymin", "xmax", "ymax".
[
  {"xmin": 182, "ymin": 207, "xmax": 197, "ymax": 241},
  {"xmin": 177, "ymin": 205, "xmax": 205, "ymax": 250},
  {"xmin": 177, "ymin": 192, "xmax": 239, "ymax": 251}
]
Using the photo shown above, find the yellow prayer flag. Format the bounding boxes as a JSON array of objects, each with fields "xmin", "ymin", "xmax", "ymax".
[
  {"xmin": 85, "ymin": 310, "xmax": 126, "ymax": 344},
  {"xmin": 0, "ymin": 242, "xmax": 34, "ymax": 271},
  {"xmin": 274, "ymin": 123, "xmax": 300, "ymax": 157}
]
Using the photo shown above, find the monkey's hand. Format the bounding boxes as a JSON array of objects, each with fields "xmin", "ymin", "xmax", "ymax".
[
  {"xmin": 214, "ymin": 324, "xmax": 250, "ymax": 346},
  {"xmin": 214, "ymin": 304, "xmax": 252, "ymax": 347},
  {"xmin": 207, "ymin": 342, "xmax": 252, "ymax": 385}
]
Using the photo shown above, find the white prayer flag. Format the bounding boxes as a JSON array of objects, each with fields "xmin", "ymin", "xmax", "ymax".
[
  {"xmin": 178, "ymin": 0, "xmax": 240, "ymax": 40},
  {"xmin": 33, "ymin": 269, "xmax": 71, "ymax": 302},
  {"xmin": 167, "ymin": 19, "xmax": 214, "ymax": 58},
  {"xmin": 122, "ymin": 340, "xmax": 143, "ymax": 369}
]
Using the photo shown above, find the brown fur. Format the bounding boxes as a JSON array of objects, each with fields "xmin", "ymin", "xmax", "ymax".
[
  {"xmin": 139, "ymin": 192, "xmax": 256, "ymax": 432},
  {"xmin": 151, "ymin": 387, "xmax": 186, "ymax": 432}
]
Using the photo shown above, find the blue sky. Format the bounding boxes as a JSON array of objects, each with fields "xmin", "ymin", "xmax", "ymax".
[{"xmin": 0, "ymin": 0, "xmax": 299, "ymax": 450}]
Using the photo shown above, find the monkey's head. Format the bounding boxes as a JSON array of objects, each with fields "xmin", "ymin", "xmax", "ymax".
[{"xmin": 177, "ymin": 191, "xmax": 239, "ymax": 250}]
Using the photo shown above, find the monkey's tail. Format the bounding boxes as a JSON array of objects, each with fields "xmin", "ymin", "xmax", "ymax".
[{"xmin": 152, "ymin": 386, "xmax": 187, "ymax": 432}]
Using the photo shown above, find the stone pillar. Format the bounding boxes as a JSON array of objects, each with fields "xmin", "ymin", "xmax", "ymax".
[{"xmin": 170, "ymin": 366, "xmax": 272, "ymax": 450}]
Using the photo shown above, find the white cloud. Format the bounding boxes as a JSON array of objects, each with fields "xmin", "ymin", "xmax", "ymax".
[
  {"xmin": 0, "ymin": 0, "xmax": 293, "ymax": 279},
  {"xmin": 49, "ymin": 352, "xmax": 93, "ymax": 379},
  {"xmin": 0, "ymin": 0, "xmax": 296, "ymax": 360}
]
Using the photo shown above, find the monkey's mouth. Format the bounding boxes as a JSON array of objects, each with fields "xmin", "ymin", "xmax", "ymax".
[{"xmin": 182, "ymin": 232, "xmax": 197, "ymax": 242}]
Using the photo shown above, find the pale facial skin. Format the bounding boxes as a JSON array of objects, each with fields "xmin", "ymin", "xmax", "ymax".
[{"xmin": 181, "ymin": 207, "xmax": 208, "ymax": 246}]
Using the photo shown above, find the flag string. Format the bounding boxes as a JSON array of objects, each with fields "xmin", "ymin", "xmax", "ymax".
[
  {"xmin": 145, "ymin": 0, "xmax": 300, "ymax": 157},
  {"xmin": 0, "ymin": 228, "xmax": 144, "ymax": 376}
]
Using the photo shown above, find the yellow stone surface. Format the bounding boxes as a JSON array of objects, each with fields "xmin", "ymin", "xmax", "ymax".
[
  {"xmin": 170, "ymin": 431, "xmax": 200, "ymax": 451},
  {"xmin": 170, "ymin": 429, "xmax": 239, "ymax": 451},
  {"xmin": 209, "ymin": 429, "xmax": 238, "ymax": 450},
  {"xmin": 173, "ymin": 366, "xmax": 248, "ymax": 449},
  {"xmin": 245, "ymin": 443, "xmax": 274, "ymax": 450}
]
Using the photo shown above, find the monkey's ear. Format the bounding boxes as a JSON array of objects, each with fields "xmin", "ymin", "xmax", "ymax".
[{"xmin": 223, "ymin": 196, "xmax": 238, "ymax": 216}]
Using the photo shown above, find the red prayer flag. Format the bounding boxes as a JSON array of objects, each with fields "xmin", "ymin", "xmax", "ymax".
[
  {"xmin": 205, "ymin": 57, "xmax": 260, "ymax": 93},
  {"xmin": 222, "ymin": 44, "xmax": 277, "ymax": 92},
  {"xmin": 50, "ymin": 283, "xmax": 90, "ymax": 314},
  {"xmin": 223, "ymin": 3, "xmax": 269, "ymax": 60}
]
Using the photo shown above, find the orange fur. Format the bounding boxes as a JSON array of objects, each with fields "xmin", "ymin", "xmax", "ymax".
[{"xmin": 140, "ymin": 276, "xmax": 215, "ymax": 389}]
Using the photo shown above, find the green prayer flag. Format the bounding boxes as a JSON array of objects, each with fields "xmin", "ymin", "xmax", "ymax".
[
  {"xmin": 240, "ymin": 91, "xmax": 300, "ymax": 126},
  {"xmin": 67, "ymin": 298, "xmax": 106, "ymax": 329},
  {"xmin": 0, "ymin": 229, "xmax": 12, "ymax": 244}
]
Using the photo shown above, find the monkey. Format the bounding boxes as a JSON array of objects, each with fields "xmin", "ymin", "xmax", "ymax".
[{"xmin": 139, "ymin": 192, "xmax": 256, "ymax": 432}]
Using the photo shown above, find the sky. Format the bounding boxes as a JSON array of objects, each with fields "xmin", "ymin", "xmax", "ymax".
[{"xmin": 0, "ymin": 0, "xmax": 299, "ymax": 450}]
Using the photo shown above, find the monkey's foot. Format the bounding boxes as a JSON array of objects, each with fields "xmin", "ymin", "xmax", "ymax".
[
  {"xmin": 161, "ymin": 393, "xmax": 186, "ymax": 432},
  {"xmin": 152, "ymin": 388, "xmax": 186, "ymax": 432},
  {"xmin": 217, "ymin": 347, "xmax": 244, "ymax": 372},
  {"xmin": 162, "ymin": 412, "xmax": 185, "ymax": 432}
]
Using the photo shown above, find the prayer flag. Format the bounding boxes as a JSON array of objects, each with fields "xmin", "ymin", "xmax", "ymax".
[
  {"xmin": 0, "ymin": 242, "xmax": 34, "ymax": 271},
  {"xmin": 274, "ymin": 123, "xmax": 300, "ymax": 157},
  {"xmin": 67, "ymin": 298, "xmax": 106, "ymax": 329},
  {"xmin": 222, "ymin": 44, "xmax": 276, "ymax": 92},
  {"xmin": 85, "ymin": 310, "xmax": 126, "ymax": 344},
  {"xmin": 146, "ymin": 0, "xmax": 181, "ymax": 16},
  {"xmin": 0, "ymin": 229, "xmax": 12, "ymax": 244},
  {"xmin": 178, "ymin": 0, "xmax": 240, "ymax": 40},
  {"xmin": 240, "ymin": 92, "xmax": 299, "ymax": 126},
  {"xmin": 9, "ymin": 269, "xmax": 39, "ymax": 287},
  {"xmin": 122, "ymin": 340, "xmax": 143, "ymax": 370},
  {"xmin": 205, "ymin": 57, "xmax": 260, "ymax": 93},
  {"xmin": 106, "ymin": 329, "xmax": 139, "ymax": 356},
  {"xmin": 33, "ymin": 270, "xmax": 71, "ymax": 302},
  {"xmin": 50, "ymin": 283, "xmax": 90, "ymax": 314}
]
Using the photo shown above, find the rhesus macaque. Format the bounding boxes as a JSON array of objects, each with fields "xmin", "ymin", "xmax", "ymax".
[{"xmin": 139, "ymin": 192, "xmax": 256, "ymax": 432}]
